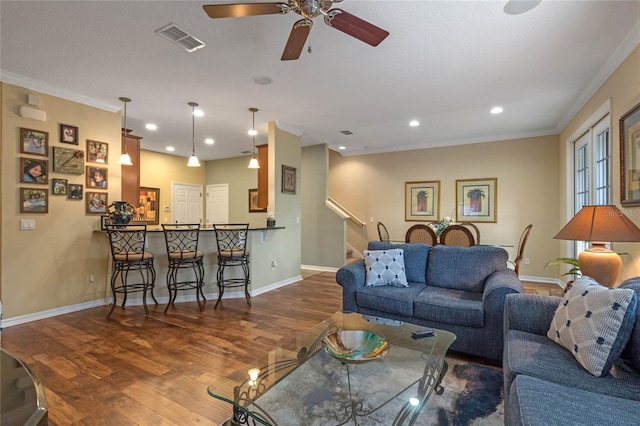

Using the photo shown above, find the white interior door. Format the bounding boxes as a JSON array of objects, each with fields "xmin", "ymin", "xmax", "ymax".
[
  {"xmin": 206, "ymin": 184, "xmax": 229, "ymax": 225},
  {"xmin": 172, "ymin": 182, "xmax": 202, "ymax": 224}
]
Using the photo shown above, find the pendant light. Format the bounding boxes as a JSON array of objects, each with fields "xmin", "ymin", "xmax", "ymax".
[
  {"xmin": 187, "ymin": 102, "xmax": 201, "ymax": 167},
  {"xmin": 247, "ymin": 107, "xmax": 260, "ymax": 169},
  {"xmin": 118, "ymin": 97, "xmax": 133, "ymax": 166}
]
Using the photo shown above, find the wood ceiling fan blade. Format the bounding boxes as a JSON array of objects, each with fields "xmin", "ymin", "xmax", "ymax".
[
  {"xmin": 327, "ymin": 9, "xmax": 389, "ymax": 47},
  {"xmin": 281, "ymin": 22, "xmax": 311, "ymax": 61},
  {"xmin": 203, "ymin": 3, "xmax": 285, "ymax": 19}
]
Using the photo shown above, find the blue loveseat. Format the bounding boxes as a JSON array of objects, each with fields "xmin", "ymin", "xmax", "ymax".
[
  {"xmin": 503, "ymin": 277, "xmax": 640, "ymax": 425},
  {"xmin": 336, "ymin": 241, "xmax": 523, "ymax": 361}
]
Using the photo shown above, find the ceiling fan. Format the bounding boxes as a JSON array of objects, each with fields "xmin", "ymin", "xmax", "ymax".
[{"xmin": 203, "ymin": 0, "xmax": 389, "ymax": 60}]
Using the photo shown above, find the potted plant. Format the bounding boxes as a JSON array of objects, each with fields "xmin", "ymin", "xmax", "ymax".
[{"xmin": 545, "ymin": 257, "xmax": 581, "ymax": 285}]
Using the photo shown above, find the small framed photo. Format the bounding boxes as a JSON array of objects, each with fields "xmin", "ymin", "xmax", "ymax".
[
  {"xmin": 86, "ymin": 166, "xmax": 108, "ymax": 189},
  {"xmin": 67, "ymin": 184, "xmax": 83, "ymax": 200},
  {"xmin": 60, "ymin": 124, "xmax": 79, "ymax": 144},
  {"xmin": 405, "ymin": 181, "xmax": 441, "ymax": 221},
  {"xmin": 20, "ymin": 157, "xmax": 48, "ymax": 184},
  {"xmin": 620, "ymin": 102, "xmax": 640, "ymax": 206},
  {"xmin": 20, "ymin": 127, "xmax": 48, "ymax": 157},
  {"xmin": 87, "ymin": 140, "xmax": 108, "ymax": 164},
  {"xmin": 20, "ymin": 188, "xmax": 48, "ymax": 213},
  {"xmin": 281, "ymin": 165, "xmax": 296, "ymax": 194},
  {"xmin": 100, "ymin": 215, "xmax": 112, "ymax": 231},
  {"xmin": 248, "ymin": 188, "xmax": 266, "ymax": 212},
  {"xmin": 456, "ymin": 177, "xmax": 498, "ymax": 223},
  {"xmin": 51, "ymin": 178, "xmax": 68, "ymax": 196},
  {"xmin": 86, "ymin": 192, "xmax": 108, "ymax": 214}
]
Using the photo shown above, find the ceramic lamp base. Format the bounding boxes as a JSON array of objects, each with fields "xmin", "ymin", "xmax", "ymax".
[{"xmin": 578, "ymin": 244, "xmax": 622, "ymax": 288}]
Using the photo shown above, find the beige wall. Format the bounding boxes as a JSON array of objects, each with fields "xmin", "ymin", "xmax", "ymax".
[
  {"xmin": 329, "ymin": 135, "xmax": 561, "ymax": 280},
  {"xmin": 2, "ymin": 83, "xmax": 121, "ymax": 318},
  {"xmin": 558, "ymin": 45, "xmax": 640, "ymax": 283}
]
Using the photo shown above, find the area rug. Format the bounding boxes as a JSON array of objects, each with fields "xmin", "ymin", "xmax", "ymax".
[{"xmin": 245, "ymin": 349, "xmax": 503, "ymax": 425}]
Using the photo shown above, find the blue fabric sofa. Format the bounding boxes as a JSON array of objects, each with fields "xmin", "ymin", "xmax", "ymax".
[
  {"xmin": 503, "ymin": 278, "xmax": 640, "ymax": 425},
  {"xmin": 336, "ymin": 241, "xmax": 523, "ymax": 361}
]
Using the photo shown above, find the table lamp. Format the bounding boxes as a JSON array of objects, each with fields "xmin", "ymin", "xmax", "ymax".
[{"xmin": 554, "ymin": 205, "xmax": 640, "ymax": 287}]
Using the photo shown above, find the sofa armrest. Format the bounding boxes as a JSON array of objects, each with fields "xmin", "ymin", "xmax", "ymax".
[
  {"xmin": 483, "ymin": 269, "xmax": 524, "ymax": 302},
  {"xmin": 504, "ymin": 293, "xmax": 561, "ymax": 337},
  {"xmin": 336, "ymin": 260, "xmax": 366, "ymax": 312}
]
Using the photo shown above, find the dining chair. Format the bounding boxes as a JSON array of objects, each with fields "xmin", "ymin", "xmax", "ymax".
[
  {"xmin": 104, "ymin": 224, "xmax": 157, "ymax": 318},
  {"xmin": 405, "ymin": 224, "xmax": 438, "ymax": 245},
  {"xmin": 440, "ymin": 224, "xmax": 476, "ymax": 247},
  {"xmin": 464, "ymin": 223, "xmax": 481, "ymax": 245},
  {"xmin": 377, "ymin": 222, "xmax": 390, "ymax": 243},
  {"xmin": 508, "ymin": 224, "xmax": 533, "ymax": 276}
]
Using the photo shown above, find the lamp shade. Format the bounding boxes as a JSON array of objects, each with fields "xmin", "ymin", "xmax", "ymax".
[{"xmin": 554, "ymin": 205, "xmax": 640, "ymax": 242}]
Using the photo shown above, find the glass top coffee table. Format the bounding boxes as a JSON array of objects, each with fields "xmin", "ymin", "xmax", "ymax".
[{"xmin": 207, "ymin": 312, "xmax": 456, "ymax": 425}]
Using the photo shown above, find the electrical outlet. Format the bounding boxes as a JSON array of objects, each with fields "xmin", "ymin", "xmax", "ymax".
[
  {"xmin": 88, "ymin": 274, "xmax": 95, "ymax": 283},
  {"xmin": 271, "ymin": 260, "xmax": 277, "ymax": 268},
  {"xmin": 524, "ymin": 258, "xmax": 531, "ymax": 265}
]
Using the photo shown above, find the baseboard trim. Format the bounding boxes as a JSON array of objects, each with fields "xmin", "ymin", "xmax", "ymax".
[
  {"xmin": 1, "ymin": 276, "xmax": 303, "ymax": 328},
  {"xmin": 519, "ymin": 275, "xmax": 565, "ymax": 288},
  {"xmin": 301, "ymin": 265, "xmax": 340, "ymax": 273}
]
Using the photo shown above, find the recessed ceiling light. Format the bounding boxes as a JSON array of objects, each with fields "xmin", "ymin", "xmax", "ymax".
[
  {"xmin": 338, "ymin": 146, "xmax": 346, "ymax": 150},
  {"xmin": 409, "ymin": 120, "xmax": 420, "ymax": 127},
  {"xmin": 490, "ymin": 107, "xmax": 504, "ymax": 114},
  {"xmin": 205, "ymin": 138, "xmax": 214, "ymax": 145},
  {"xmin": 253, "ymin": 75, "xmax": 273, "ymax": 85},
  {"xmin": 166, "ymin": 146, "xmax": 175, "ymax": 152},
  {"xmin": 193, "ymin": 109, "xmax": 204, "ymax": 117},
  {"xmin": 145, "ymin": 123, "xmax": 158, "ymax": 131}
]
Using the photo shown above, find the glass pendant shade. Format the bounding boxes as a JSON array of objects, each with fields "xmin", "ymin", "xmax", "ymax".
[
  {"xmin": 248, "ymin": 155, "xmax": 259, "ymax": 169},
  {"xmin": 119, "ymin": 152, "xmax": 133, "ymax": 166},
  {"xmin": 187, "ymin": 155, "xmax": 201, "ymax": 167}
]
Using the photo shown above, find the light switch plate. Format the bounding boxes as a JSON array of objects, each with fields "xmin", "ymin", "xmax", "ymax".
[{"xmin": 21, "ymin": 219, "xmax": 35, "ymax": 230}]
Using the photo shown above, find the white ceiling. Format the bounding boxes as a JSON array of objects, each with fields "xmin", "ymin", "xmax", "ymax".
[{"xmin": 1, "ymin": 1, "xmax": 639, "ymax": 161}]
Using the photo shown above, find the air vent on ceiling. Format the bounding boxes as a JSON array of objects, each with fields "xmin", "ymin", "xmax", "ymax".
[
  {"xmin": 156, "ymin": 23, "xmax": 205, "ymax": 53},
  {"xmin": 241, "ymin": 150, "xmax": 252, "ymax": 155},
  {"xmin": 339, "ymin": 130, "xmax": 354, "ymax": 136}
]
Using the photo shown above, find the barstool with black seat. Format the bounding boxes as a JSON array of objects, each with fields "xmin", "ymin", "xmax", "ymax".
[
  {"xmin": 162, "ymin": 223, "xmax": 205, "ymax": 314},
  {"xmin": 213, "ymin": 223, "xmax": 251, "ymax": 308},
  {"xmin": 105, "ymin": 224, "xmax": 157, "ymax": 318}
]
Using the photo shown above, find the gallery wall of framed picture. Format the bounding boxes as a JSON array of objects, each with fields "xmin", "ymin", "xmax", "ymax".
[{"xmin": 18, "ymin": 124, "xmax": 110, "ymax": 215}]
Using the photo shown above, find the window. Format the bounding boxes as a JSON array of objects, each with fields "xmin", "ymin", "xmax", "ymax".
[{"xmin": 573, "ymin": 115, "xmax": 610, "ymax": 254}]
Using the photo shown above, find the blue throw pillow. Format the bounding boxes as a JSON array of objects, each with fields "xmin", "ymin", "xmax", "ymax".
[
  {"xmin": 364, "ymin": 249, "xmax": 408, "ymax": 288},
  {"xmin": 547, "ymin": 276, "xmax": 637, "ymax": 377}
]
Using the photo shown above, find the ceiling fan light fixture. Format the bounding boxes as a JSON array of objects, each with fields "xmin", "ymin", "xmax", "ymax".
[
  {"xmin": 118, "ymin": 97, "xmax": 133, "ymax": 166},
  {"xmin": 187, "ymin": 102, "xmax": 201, "ymax": 167},
  {"xmin": 248, "ymin": 107, "xmax": 260, "ymax": 169}
]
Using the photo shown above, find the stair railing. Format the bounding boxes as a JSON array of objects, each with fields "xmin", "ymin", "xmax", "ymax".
[{"xmin": 326, "ymin": 197, "xmax": 366, "ymax": 228}]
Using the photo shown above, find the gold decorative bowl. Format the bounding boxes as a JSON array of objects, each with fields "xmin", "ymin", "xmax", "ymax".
[{"xmin": 321, "ymin": 330, "xmax": 390, "ymax": 362}]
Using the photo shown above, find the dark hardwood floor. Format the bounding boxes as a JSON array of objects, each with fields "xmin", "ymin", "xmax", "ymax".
[{"xmin": 1, "ymin": 270, "xmax": 559, "ymax": 425}]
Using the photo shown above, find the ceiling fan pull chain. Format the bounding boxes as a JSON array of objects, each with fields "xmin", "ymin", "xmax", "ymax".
[{"xmin": 308, "ymin": 32, "xmax": 312, "ymax": 54}]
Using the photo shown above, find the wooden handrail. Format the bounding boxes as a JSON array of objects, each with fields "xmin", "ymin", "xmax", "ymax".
[{"xmin": 326, "ymin": 197, "xmax": 366, "ymax": 228}]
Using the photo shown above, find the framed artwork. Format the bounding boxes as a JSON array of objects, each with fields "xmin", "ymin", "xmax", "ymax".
[
  {"xmin": 20, "ymin": 188, "xmax": 48, "ymax": 213},
  {"xmin": 67, "ymin": 184, "xmax": 83, "ymax": 200},
  {"xmin": 87, "ymin": 140, "xmax": 108, "ymax": 164},
  {"xmin": 282, "ymin": 165, "xmax": 296, "ymax": 194},
  {"xmin": 52, "ymin": 146, "xmax": 85, "ymax": 175},
  {"xmin": 51, "ymin": 178, "xmax": 68, "ymax": 196},
  {"xmin": 404, "ymin": 181, "xmax": 440, "ymax": 221},
  {"xmin": 248, "ymin": 188, "xmax": 266, "ymax": 212},
  {"xmin": 86, "ymin": 192, "xmax": 108, "ymax": 214},
  {"xmin": 60, "ymin": 123, "xmax": 79, "ymax": 144},
  {"xmin": 20, "ymin": 127, "xmax": 48, "ymax": 157},
  {"xmin": 86, "ymin": 166, "xmax": 108, "ymax": 189},
  {"xmin": 100, "ymin": 215, "xmax": 112, "ymax": 231},
  {"xmin": 20, "ymin": 157, "xmax": 48, "ymax": 184},
  {"xmin": 620, "ymin": 102, "xmax": 640, "ymax": 206},
  {"xmin": 456, "ymin": 177, "xmax": 497, "ymax": 223},
  {"xmin": 131, "ymin": 187, "xmax": 160, "ymax": 225}
]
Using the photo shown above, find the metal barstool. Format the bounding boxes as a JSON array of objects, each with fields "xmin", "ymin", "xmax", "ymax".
[
  {"xmin": 213, "ymin": 224, "xmax": 251, "ymax": 308},
  {"xmin": 105, "ymin": 224, "xmax": 157, "ymax": 318},
  {"xmin": 162, "ymin": 224, "xmax": 205, "ymax": 314}
]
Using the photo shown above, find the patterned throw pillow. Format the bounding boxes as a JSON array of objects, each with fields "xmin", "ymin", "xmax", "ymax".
[
  {"xmin": 547, "ymin": 276, "xmax": 637, "ymax": 377},
  {"xmin": 363, "ymin": 249, "xmax": 408, "ymax": 287}
]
